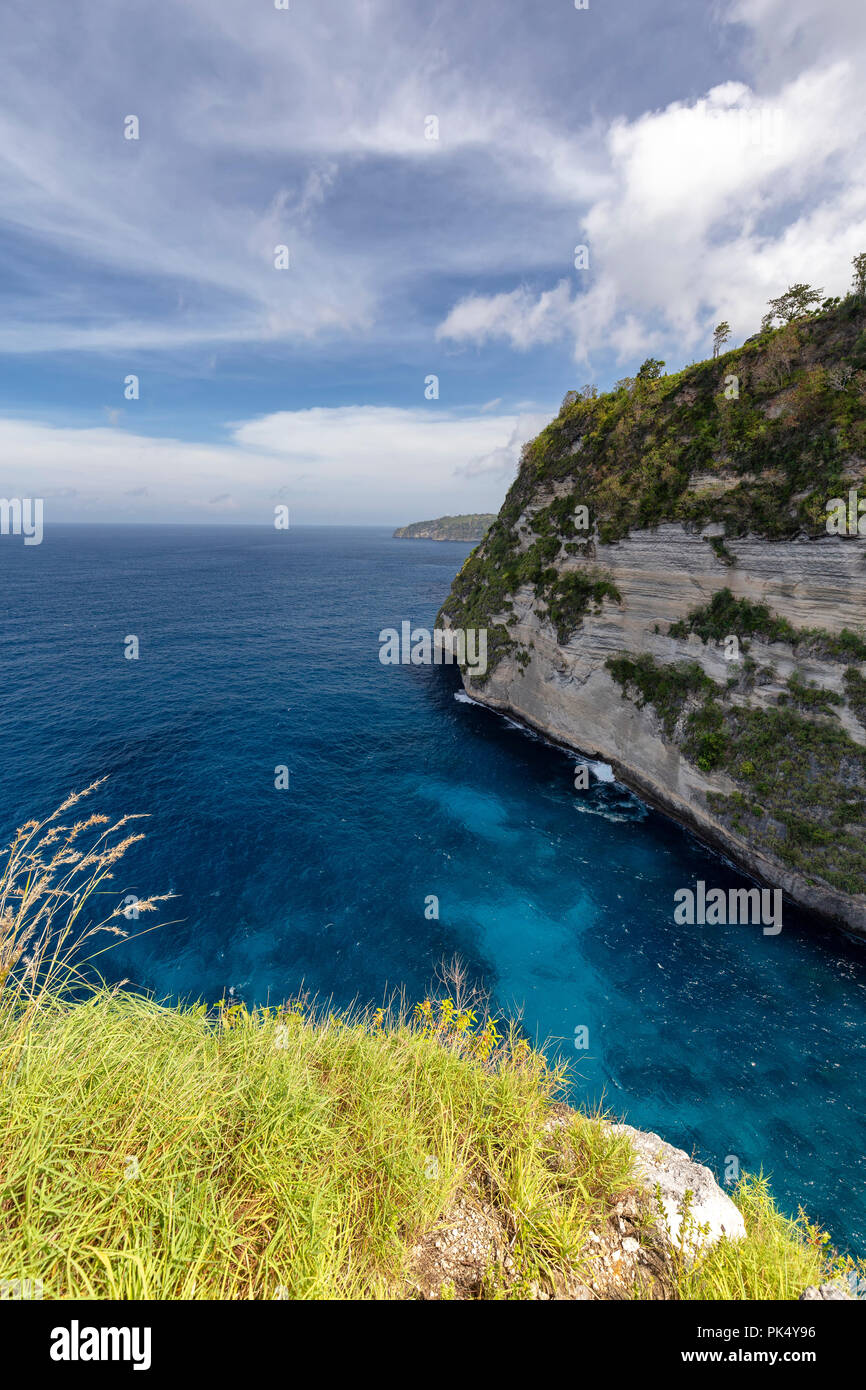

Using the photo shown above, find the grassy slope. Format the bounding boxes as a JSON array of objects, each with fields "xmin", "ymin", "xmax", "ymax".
[{"xmin": 0, "ymin": 990, "xmax": 856, "ymax": 1300}]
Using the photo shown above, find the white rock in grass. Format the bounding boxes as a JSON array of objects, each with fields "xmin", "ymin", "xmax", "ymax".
[
  {"xmin": 799, "ymin": 1283, "xmax": 853, "ymax": 1300},
  {"xmin": 611, "ymin": 1124, "xmax": 746, "ymax": 1254}
]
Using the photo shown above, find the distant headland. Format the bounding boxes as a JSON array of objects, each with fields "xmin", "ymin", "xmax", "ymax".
[{"xmin": 393, "ymin": 513, "xmax": 496, "ymax": 541}]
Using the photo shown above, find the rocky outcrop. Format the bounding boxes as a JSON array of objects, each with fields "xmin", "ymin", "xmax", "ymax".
[
  {"xmin": 406, "ymin": 1108, "xmax": 744, "ymax": 1299},
  {"xmin": 799, "ymin": 1282, "xmax": 854, "ymax": 1300},
  {"xmin": 610, "ymin": 1123, "xmax": 746, "ymax": 1253},
  {"xmin": 439, "ymin": 296, "xmax": 866, "ymax": 936}
]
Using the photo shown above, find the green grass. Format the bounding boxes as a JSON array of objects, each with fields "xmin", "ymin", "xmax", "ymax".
[
  {"xmin": 0, "ymin": 986, "xmax": 636, "ymax": 1300},
  {"xmin": 675, "ymin": 1173, "xmax": 854, "ymax": 1301},
  {"xmin": 844, "ymin": 666, "xmax": 866, "ymax": 723},
  {"xmin": 0, "ymin": 988, "xmax": 858, "ymax": 1301},
  {"xmin": 779, "ymin": 673, "xmax": 844, "ymax": 714},
  {"xmin": 669, "ymin": 589, "xmax": 800, "ymax": 646},
  {"xmin": 707, "ymin": 703, "xmax": 866, "ymax": 894},
  {"xmin": 0, "ymin": 784, "xmax": 860, "ymax": 1302},
  {"xmin": 708, "ymin": 535, "xmax": 736, "ymax": 567}
]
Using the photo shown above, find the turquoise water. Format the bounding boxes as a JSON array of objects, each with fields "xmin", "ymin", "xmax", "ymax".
[{"xmin": 1, "ymin": 523, "xmax": 865, "ymax": 1254}]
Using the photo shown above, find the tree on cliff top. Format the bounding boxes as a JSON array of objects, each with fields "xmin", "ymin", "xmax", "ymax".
[
  {"xmin": 761, "ymin": 283, "xmax": 824, "ymax": 332},
  {"xmin": 636, "ymin": 356, "xmax": 665, "ymax": 381}
]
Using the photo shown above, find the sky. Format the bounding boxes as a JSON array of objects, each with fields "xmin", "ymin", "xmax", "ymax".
[{"xmin": 0, "ymin": 0, "xmax": 864, "ymax": 524}]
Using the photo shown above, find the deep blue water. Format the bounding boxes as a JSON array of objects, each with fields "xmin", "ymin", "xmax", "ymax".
[{"xmin": 2, "ymin": 524, "xmax": 865, "ymax": 1256}]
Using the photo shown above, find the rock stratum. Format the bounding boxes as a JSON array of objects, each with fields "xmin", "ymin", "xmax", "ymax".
[
  {"xmin": 393, "ymin": 513, "xmax": 496, "ymax": 541},
  {"xmin": 438, "ymin": 296, "xmax": 866, "ymax": 936}
]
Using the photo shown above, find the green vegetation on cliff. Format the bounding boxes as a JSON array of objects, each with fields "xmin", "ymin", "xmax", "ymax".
[
  {"xmin": 605, "ymin": 654, "xmax": 716, "ymax": 737},
  {"xmin": 606, "ymin": 649, "xmax": 866, "ymax": 895},
  {"xmin": 439, "ymin": 285, "xmax": 866, "ymax": 662},
  {"xmin": 670, "ymin": 588, "xmax": 866, "ymax": 662},
  {"xmin": 440, "ymin": 515, "xmax": 619, "ymax": 674},
  {"xmin": 438, "ymin": 276, "xmax": 866, "ymax": 908},
  {"xmin": 542, "ymin": 571, "xmax": 622, "ymax": 645}
]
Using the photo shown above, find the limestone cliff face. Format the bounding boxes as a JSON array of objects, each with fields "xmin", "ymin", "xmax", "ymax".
[{"xmin": 439, "ymin": 298, "xmax": 866, "ymax": 936}]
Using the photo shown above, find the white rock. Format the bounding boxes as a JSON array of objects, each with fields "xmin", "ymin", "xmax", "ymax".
[
  {"xmin": 799, "ymin": 1282, "xmax": 853, "ymax": 1300},
  {"xmin": 611, "ymin": 1123, "xmax": 746, "ymax": 1254}
]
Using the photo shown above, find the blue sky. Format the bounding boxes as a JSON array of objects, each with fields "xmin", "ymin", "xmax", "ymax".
[{"xmin": 0, "ymin": 0, "xmax": 864, "ymax": 523}]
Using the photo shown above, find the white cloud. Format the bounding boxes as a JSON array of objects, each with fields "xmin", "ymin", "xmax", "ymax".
[
  {"xmin": 437, "ymin": 41, "xmax": 866, "ymax": 369},
  {"xmin": 0, "ymin": 405, "xmax": 548, "ymax": 523},
  {"xmin": 455, "ymin": 413, "xmax": 549, "ymax": 478},
  {"xmin": 5, "ymin": 0, "xmax": 857, "ymax": 369},
  {"xmin": 436, "ymin": 280, "xmax": 576, "ymax": 351},
  {"xmin": 0, "ymin": 0, "xmax": 605, "ymax": 354}
]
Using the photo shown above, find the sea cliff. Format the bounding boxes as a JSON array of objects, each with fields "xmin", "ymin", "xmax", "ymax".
[{"xmin": 438, "ymin": 291, "xmax": 866, "ymax": 936}]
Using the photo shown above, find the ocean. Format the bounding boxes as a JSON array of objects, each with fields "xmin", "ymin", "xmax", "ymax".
[{"xmin": 2, "ymin": 523, "xmax": 865, "ymax": 1255}]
